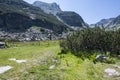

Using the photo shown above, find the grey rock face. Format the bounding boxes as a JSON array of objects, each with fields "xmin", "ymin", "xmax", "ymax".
[
  {"xmin": 33, "ymin": 1, "xmax": 61, "ymax": 15},
  {"xmin": 57, "ymin": 11, "xmax": 87, "ymax": 28}
]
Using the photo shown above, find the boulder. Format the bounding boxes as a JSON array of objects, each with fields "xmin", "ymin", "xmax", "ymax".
[
  {"xmin": 104, "ymin": 68, "xmax": 120, "ymax": 77},
  {"xmin": 96, "ymin": 54, "xmax": 107, "ymax": 60},
  {"xmin": 0, "ymin": 42, "xmax": 5, "ymax": 48}
]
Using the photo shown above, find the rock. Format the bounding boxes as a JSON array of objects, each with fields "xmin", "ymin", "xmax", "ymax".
[
  {"xmin": 16, "ymin": 60, "xmax": 27, "ymax": 63},
  {"xmin": 104, "ymin": 68, "xmax": 120, "ymax": 77},
  {"xmin": 96, "ymin": 54, "xmax": 107, "ymax": 60},
  {"xmin": 9, "ymin": 58, "xmax": 27, "ymax": 63},
  {"xmin": 0, "ymin": 66, "xmax": 13, "ymax": 74},
  {"xmin": 0, "ymin": 42, "xmax": 6, "ymax": 48},
  {"xmin": 49, "ymin": 65, "xmax": 55, "ymax": 69}
]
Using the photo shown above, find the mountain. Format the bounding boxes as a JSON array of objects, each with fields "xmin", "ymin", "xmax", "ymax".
[
  {"xmin": 33, "ymin": 1, "xmax": 87, "ymax": 28},
  {"xmin": 33, "ymin": 1, "xmax": 61, "ymax": 15},
  {"xmin": 107, "ymin": 15, "xmax": 120, "ymax": 29},
  {"xmin": 91, "ymin": 15, "xmax": 120, "ymax": 29},
  {"xmin": 0, "ymin": 0, "xmax": 69, "ymax": 34},
  {"xmin": 90, "ymin": 18, "xmax": 115, "ymax": 28}
]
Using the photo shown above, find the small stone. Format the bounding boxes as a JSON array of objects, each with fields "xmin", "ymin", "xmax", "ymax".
[
  {"xmin": 49, "ymin": 65, "xmax": 55, "ymax": 69},
  {"xmin": 0, "ymin": 66, "xmax": 13, "ymax": 74},
  {"xmin": 104, "ymin": 68, "xmax": 120, "ymax": 77},
  {"xmin": 9, "ymin": 58, "xmax": 27, "ymax": 63},
  {"xmin": 16, "ymin": 60, "xmax": 27, "ymax": 63}
]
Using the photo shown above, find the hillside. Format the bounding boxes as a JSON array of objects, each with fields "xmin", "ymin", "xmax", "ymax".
[{"xmin": 0, "ymin": 0, "xmax": 69, "ymax": 33}]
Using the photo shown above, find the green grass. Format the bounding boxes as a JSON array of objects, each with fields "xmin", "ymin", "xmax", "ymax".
[
  {"xmin": 0, "ymin": 41, "xmax": 120, "ymax": 80},
  {"xmin": 0, "ymin": 40, "xmax": 60, "ymax": 79},
  {"xmin": 18, "ymin": 52, "xmax": 120, "ymax": 80}
]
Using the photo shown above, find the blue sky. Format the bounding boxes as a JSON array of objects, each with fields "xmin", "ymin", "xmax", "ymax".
[{"xmin": 24, "ymin": 0, "xmax": 120, "ymax": 24}]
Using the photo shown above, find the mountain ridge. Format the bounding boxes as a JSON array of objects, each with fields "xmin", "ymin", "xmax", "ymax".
[
  {"xmin": 33, "ymin": 1, "xmax": 87, "ymax": 28},
  {"xmin": 90, "ymin": 16, "xmax": 120, "ymax": 29}
]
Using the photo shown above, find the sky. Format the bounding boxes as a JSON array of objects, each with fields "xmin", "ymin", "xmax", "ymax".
[{"xmin": 24, "ymin": 0, "xmax": 120, "ymax": 24}]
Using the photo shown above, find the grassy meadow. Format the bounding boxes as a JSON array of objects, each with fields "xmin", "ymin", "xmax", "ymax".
[{"xmin": 0, "ymin": 40, "xmax": 119, "ymax": 80}]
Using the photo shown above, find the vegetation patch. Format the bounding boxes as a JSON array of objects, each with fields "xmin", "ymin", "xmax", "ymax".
[{"xmin": 60, "ymin": 27, "xmax": 120, "ymax": 62}]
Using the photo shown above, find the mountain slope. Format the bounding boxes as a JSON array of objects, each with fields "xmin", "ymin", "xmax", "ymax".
[
  {"xmin": 33, "ymin": 1, "xmax": 87, "ymax": 28},
  {"xmin": 57, "ymin": 11, "xmax": 86, "ymax": 28},
  {"xmin": 0, "ymin": 0, "xmax": 69, "ymax": 33}
]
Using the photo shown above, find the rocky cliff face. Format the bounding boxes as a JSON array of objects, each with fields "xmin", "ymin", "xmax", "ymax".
[
  {"xmin": 33, "ymin": 1, "xmax": 61, "ymax": 15},
  {"xmin": 57, "ymin": 11, "xmax": 87, "ymax": 28},
  {"xmin": 33, "ymin": 1, "xmax": 87, "ymax": 28}
]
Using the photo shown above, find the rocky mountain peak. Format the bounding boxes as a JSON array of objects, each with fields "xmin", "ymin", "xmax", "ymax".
[
  {"xmin": 33, "ymin": 1, "xmax": 61, "ymax": 15},
  {"xmin": 90, "ymin": 18, "xmax": 115, "ymax": 28},
  {"xmin": 33, "ymin": 1, "xmax": 87, "ymax": 28}
]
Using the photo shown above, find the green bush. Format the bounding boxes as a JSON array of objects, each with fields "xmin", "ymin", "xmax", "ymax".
[{"xmin": 60, "ymin": 27, "xmax": 120, "ymax": 57}]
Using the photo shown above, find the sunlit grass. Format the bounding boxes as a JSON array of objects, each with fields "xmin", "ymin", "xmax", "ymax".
[
  {"xmin": 0, "ymin": 40, "xmax": 60, "ymax": 79},
  {"xmin": 0, "ymin": 40, "xmax": 119, "ymax": 80}
]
